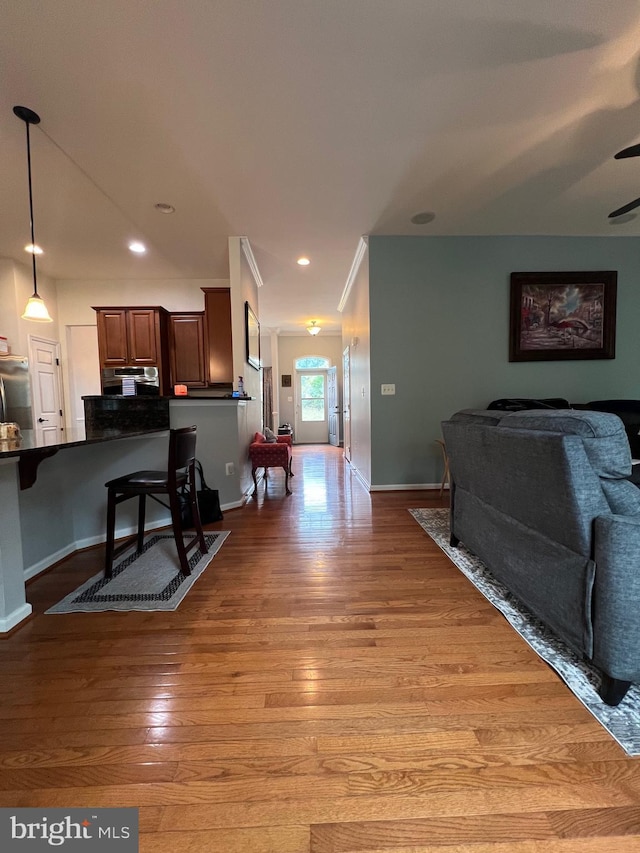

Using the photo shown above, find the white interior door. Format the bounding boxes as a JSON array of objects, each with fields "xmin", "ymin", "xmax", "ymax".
[
  {"xmin": 29, "ymin": 336, "xmax": 64, "ymax": 445},
  {"xmin": 327, "ymin": 366, "xmax": 339, "ymax": 446},
  {"xmin": 295, "ymin": 370, "xmax": 328, "ymax": 443},
  {"xmin": 67, "ymin": 325, "xmax": 101, "ymax": 428}
]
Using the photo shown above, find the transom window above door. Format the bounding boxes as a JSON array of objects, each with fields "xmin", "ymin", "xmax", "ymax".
[{"xmin": 295, "ymin": 356, "xmax": 330, "ymax": 369}]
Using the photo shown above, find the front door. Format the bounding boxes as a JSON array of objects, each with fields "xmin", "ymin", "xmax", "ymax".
[
  {"xmin": 28, "ymin": 336, "xmax": 64, "ymax": 445},
  {"xmin": 295, "ymin": 370, "xmax": 328, "ymax": 443}
]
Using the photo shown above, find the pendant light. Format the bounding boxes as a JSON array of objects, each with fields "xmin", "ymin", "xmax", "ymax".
[
  {"xmin": 14, "ymin": 105, "xmax": 52, "ymax": 322},
  {"xmin": 307, "ymin": 320, "xmax": 321, "ymax": 336}
]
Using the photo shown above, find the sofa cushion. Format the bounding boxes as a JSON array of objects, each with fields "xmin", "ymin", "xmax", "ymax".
[
  {"xmin": 582, "ymin": 400, "xmax": 640, "ymax": 458},
  {"xmin": 600, "ymin": 479, "xmax": 640, "ymax": 514},
  {"xmin": 499, "ymin": 410, "xmax": 632, "ymax": 480}
]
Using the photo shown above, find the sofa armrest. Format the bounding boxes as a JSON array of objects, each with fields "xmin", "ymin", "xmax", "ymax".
[
  {"xmin": 593, "ymin": 514, "xmax": 640, "ymax": 681},
  {"xmin": 276, "ymin": 435, "xmax": 292, "ymax": 446}
]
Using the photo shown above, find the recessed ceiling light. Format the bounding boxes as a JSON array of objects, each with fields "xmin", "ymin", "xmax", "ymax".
[
  {"xmin": 297, "ymin": 257, "xmax": 310, "ymax": 266},
  {"xmin": 410, "ymin": 211, "xmax": 436, "ymax": 225},
  {"xmin": 24, "ymin": 243, "xmax": 43, "ymax": 255},
  {"xmin": 154, "ymin": 203, "xmax": 175, "ymax": 214},
  {"xmin": 128, "ymin": 241, "xmax": 146, "ymax": 254}
]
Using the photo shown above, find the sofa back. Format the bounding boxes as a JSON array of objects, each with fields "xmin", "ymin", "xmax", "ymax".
[{"xmin": 442, "ymin": 409, "xmax": 640, "ymax": 556}]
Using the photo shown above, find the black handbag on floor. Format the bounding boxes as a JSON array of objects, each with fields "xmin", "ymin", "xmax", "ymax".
[{"xmin": 180, "ymin": 460, "xmax": 223, "ymax": 528}]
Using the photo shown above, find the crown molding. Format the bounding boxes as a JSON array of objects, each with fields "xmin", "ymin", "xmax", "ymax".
[
  {"xmin": 337, "ymin": 236, "xmax": 368, "ymax": 312},
  {"xmin": 240, "ymin": 237, "xmax": 264, "ymax": 288}
]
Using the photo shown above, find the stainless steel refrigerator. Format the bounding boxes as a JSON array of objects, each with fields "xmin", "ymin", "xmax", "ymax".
[{"xmin": 0, "ymin": 353, "xmax": 33, "ymax": 431}]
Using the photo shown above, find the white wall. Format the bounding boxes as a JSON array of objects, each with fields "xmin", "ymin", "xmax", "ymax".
[
  {"xmin": 55, "ymin": 278, "xmax": 228, "ymax": 324},
  {"xmin": 229, "ymin": 237, "xmax": 262, "ymax": 493},
  {"xmin": 340, "ymin": 246, "xmax": 371, "ymax": 485},
  {"xmin": 0, "ymin": 259, "xmax": 59, "ymax": 357}
]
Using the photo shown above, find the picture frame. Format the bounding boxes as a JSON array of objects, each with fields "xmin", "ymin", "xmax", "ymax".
[
  {"xmin": 245, "ymin": 301, "xmax": 260, "ymax": 370},
  {"xmin": 509, "ymin": 271, "xmax": 617, "ymax": 362},
  {"xmin": 281, "ymin": 374, "xmax": 292, "ymax": 387}
]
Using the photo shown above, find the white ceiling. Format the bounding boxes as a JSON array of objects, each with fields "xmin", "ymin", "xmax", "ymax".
[{"xmin": 2, "ymin": 1, "xmax": 640, "ymax": 334}]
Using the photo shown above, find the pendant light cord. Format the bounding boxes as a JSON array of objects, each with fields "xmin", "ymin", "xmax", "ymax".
[{"xmin": 25, "ymin": 119, "xmax": 38, "ymax": 296}]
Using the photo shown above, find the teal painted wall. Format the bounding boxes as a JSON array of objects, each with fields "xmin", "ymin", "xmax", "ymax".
[{"xmin": 368, "ymin": 235, "xmax": 640, "ymax": 487}]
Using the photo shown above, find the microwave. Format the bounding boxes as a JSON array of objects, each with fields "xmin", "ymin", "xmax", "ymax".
[{"xmin": 101, "ymin": 366, "xmax": 160, "ymax": 395}]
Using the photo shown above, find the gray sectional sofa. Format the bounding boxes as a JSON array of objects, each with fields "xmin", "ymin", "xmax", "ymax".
[{"xmin": 441, "ymin": 408, "xmax": 640, "ymax": 706}]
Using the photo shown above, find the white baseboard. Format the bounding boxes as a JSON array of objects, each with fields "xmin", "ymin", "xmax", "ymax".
[
  {"xmin": 0, "ymin": 602, "xmax": 32, "ymax": 633},
  {"xmin": 23, "ymin": 511, "xmax": 240, "ymax": 582},
  {"xmin": 370, "ymin": 483, "xmax": 448, "ymax": 491},
  {"xmin": 349, "ymin": 465, "xmax": 371, "ymax": 491},
  {"xmin": 347, "ymin": 461, "xmax": 449, "ymax": 493},
  {"xmin": 222, "ymin": 499, "xmax": 245, "ymax": 510},
  {"xmin": 23, "ymin": 544, "xmax": 78, "ymax": 581},
  {"xmin": 23, "ymin": 519, "xmax": 171, "ymax": 581}
]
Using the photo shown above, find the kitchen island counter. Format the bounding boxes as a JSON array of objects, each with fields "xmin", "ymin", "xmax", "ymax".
[
  {"xmin": 1, "ymin": 426, "xmax": 170, "ymax": 492},
  {"xmin": 0, "ymin": 425, "xmax": 169, "ymax": 460},
  {"xmin": 0, "ymin": 427, "xmax": 171, "ymax": 633}
]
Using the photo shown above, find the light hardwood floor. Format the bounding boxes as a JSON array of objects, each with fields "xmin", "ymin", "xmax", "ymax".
[{"xmin": 2, "ymin": 445, "xmax": 640, "ymax": 852}]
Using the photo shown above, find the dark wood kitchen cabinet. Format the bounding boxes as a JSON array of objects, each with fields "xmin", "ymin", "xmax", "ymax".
[
  {"xmin": 94, "ymin": 309, "xmax": 129, "ymax": 366},
  {"xmin": 168, "ymin": 312, "xmax": 207, "ymax": 388},
  {"xmin": 93, "ymin": 306, "xmax": 170, "ymax": 390},
  {"xmin": 202, "ymin": 287, "xmax": 233, "ymax": 386},
  {"xmin": 127, "ymin": 308, "xmax": 166, "ymax": 364}
]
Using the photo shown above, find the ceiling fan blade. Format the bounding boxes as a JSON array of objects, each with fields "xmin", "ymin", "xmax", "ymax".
[
  {"xmin": 614, "ymin": 144, "xmax": 640, "ymax": 159},
  {"xmin": 608, "ymin": 196, "xmax": 640, "ymax": 218}
]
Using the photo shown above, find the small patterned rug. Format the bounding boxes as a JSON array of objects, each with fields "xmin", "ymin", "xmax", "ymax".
[
  {"xmin": 410, "ymin": 508, "xmax": 640, "ymax": 756},
  {"xmin": 46, "ymin": 531, "xmax": 229, "ymax": 614}
]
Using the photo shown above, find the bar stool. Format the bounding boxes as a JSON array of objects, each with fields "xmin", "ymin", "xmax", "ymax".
[{"xmin": 104, "ymin": 426, "xmax": 208, "ymax": 578}]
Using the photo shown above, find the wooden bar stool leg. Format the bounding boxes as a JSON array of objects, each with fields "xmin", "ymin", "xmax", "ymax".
[
  {"xmin": 189, "ymin": 484, "xmax": 208, "ymax": 557},
  {"xmin": 169, "ymin": 489, "xmax": 191, "ymax": 576},
  {"xmin": 169, "ymin": 492, "xmax": 191, "ymax": 575}
]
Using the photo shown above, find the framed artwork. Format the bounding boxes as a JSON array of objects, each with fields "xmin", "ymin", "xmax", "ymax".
[
  {"xmin": 281, "ymin": 374, "xmax": 292, "ymax": 387},
  {"xmin": 509, "ymin": 271, "xmax": 617, "ymax": 362},
  {"xmin": 245, "ymin": 301, "xmax": 260, "ymax": 370}
]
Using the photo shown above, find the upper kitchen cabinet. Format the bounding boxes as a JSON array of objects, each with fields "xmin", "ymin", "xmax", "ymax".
[
  {"xmin": 94, "ymin": 309, "xmax": 129, "ymax": 366},
  {"xmin": 93, "ymin": 307, "xmax": 170, "ymax": 389},
  {"xmin": 168, "ymin": 312, "xmax": 207, "ymax": 388},
  {"xmin": 202, "ymin": 287, "xmax": 233, "ymax": 386},
  {"xmin": 128, "ymin": 308, "xmax": 166, "ymax": 364}
]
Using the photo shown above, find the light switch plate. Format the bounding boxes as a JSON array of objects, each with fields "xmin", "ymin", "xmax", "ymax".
[{"xmin": 381, "ymin": 384, "xmax": 395, "ymax": 395}]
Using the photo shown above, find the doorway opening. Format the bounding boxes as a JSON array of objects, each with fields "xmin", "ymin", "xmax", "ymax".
[{"xmin": 294, "ymin": 356, "xmax": 331, "ymax": 443}]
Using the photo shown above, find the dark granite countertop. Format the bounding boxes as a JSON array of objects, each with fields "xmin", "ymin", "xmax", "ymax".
[
  {"xmin": 0, "ymin": 426, "xmax": 169, "ymax": 461},
  {"xmin": 170, "ymin": 396, "xmax": 254, "ymax": 400},
  {"xmin": 82, "ymin": 395, "xmax": 253, "ymax": 400},
  {"xmin": 82, "ymin": 395, "xmax": 169, "ymax": 401}
]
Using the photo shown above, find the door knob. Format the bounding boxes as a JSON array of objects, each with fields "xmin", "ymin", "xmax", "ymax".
[{"xmin": 38, "ymin": 417, "xmax": 49, "ymax": 423}]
